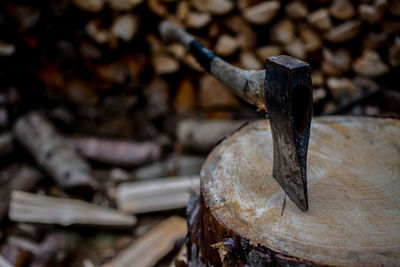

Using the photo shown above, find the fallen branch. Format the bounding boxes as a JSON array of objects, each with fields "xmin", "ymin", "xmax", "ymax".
[
  {"xmin": 9, "ymin": 191, "xmax": 137, "ymax": 228},
  {"xmin": 66, "ymin": 137, "xmax": 161, "ymax": 167},
  {"xmin": 117, "ymin": 176, "xmax": 199, "ymax": 214},
  {"xmin": 177, "ymin": 119, "xmax": 248, "ymax": 152},
  {"xmin": 13, "ymin": 111, "xmax": 96, "ymax": 189}
]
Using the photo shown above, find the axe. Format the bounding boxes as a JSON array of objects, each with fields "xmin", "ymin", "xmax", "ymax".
[{"xmin": 160, "ymin": 21, "xmax": 313, "ymax": 212}]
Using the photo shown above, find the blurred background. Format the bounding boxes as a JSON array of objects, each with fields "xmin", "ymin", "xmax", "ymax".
[{"xmin": 0, "ymin": 0, "xmax": 399, "ymax": 266}]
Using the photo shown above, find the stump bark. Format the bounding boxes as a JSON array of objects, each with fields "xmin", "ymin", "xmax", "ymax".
[{"xmin": 187, "ymin": 116, "xmax": 400, "ymax": 266}]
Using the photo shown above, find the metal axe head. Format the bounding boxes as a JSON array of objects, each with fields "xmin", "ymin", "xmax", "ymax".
[{"xmin": 264, "ymin": 55, "xmax": 313, "ymax": 212}]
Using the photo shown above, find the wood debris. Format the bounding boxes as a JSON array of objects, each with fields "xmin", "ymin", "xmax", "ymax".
[
  {"xmin": 0, "ymin": 165, "xmax": 43, "ymax": 221},
  {"xmin": 66, "ymin": 137, "xmax": 161, "ymax": 167},
  {"xmin": 242, "ymin": 1, "xmax": 280, "ymax": 25},
  {"xmin": 103, "ymin": 216, "xmax": 187, "ymax": 267},
  {"xmin": 133, "ymin": 155, "xmax": 205, "ymax": 180},
  {"xmin": 0, "ymin": 0, "xmax": 399, "ymax": 265},
  {"xmin": 116, "ymin": 176, "xmax": 199, "ymax": 213},
  {"xmin": 353, "ymin": 49, "xmax": 389, "ymax": 77},
  {"xmin": 9, "ymin": 191, "xmax": 137, "ymax": 227},
  {"xmin": 177, "ymin": 119, "xmax": 248, "ymax": 152},
  {"xmin": 13, "ymin": 111, "xmax": 97, "ymax": 189}
]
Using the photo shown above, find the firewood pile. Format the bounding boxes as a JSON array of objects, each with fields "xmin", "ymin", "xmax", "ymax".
[{"xmin": 0, "ymin": 0, "xmax": 399, "ymax": 266}]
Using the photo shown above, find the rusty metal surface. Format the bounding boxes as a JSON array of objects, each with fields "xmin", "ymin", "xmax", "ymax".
[{"xmin": 264, "ymin": 55, "xmax": 312, "ymax": 212}]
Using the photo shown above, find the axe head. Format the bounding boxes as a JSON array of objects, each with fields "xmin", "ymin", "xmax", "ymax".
[{"xmin": 264, "ymin": 55, "xmax": 313, "ymax": 212}]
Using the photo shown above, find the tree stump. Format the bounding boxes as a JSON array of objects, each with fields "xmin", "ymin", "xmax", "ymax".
[{"xmin": 187, "ymin": 116, "xmax": 400, "ymax": 266}]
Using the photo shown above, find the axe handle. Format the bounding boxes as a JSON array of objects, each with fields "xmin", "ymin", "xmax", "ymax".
[{"xmin": 160, "ymin": 21, "xmax": 267, "ymax": 111}]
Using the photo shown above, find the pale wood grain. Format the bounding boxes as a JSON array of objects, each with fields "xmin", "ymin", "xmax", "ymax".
[
  {"xmin": 103, "ymin": 216, "xmax": 187, "ymax": 267},
  {"xmin": 9, "ymin": 191, "xmax": 136, "ymax": 227},
  {"xmin": 201, "ymin": 116, "xmax": 400, "ymax": 266}
]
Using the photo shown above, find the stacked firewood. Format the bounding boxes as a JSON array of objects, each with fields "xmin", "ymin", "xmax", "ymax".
[{"xmin": 0, "ymin": 0, "xmax": 399, "ymax": 266}]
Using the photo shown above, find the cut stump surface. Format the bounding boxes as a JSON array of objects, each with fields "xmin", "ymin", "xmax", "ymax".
[{"xmin": 191, "ymin": 116, "xmax": 400, "ymax": 266}]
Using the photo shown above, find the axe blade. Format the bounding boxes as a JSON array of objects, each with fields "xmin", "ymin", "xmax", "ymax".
[{"xmin": 264, "ymin": 55, "xmax": 313, "ymax": 212}]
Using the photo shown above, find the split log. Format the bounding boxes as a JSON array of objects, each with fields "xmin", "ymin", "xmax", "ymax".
[
  {"xmin": 191, "ymin": 0, "xmax": 234, "ymax": 15},
  {"xmin": 13, "ymin": 112, "xmax": 96, "ymax": 189},
  {"xmin": 0, "ymin": 165, "xmax": 43, "ymax": 221},
  {"xmin": 353, "ymin": 49, "xmax": 389, "ymax": 77},
  {"xmin": 116, "ymin": 175, "xmax": 199, "ymax": 213},
  {"xmin": 66, "ymin": 137, "xmax": 161, "ymax": 167},
  {"xmin": 185, "ymin": 12, "xmax": 211, "ymax": 29},
  {"xmin": 111, "ymin": 14, "xmax": 138, "ymax": 42},
  {"xmin": 199, "ymin": 75, "xmax": 241, "ymax": 109},
  {"xmin": 324, "ymin": 20, "xmax": 362, "ymax": 43},
  {"xmin": 177, "ymin": 119, "xmax": 248, "ymax": 152},
  {"xmin": 270, "ymin": 20, "xmax": 295, "ymax": 46},
  {"xmin": 307, "ymin": 9, "xmax": 332, "ymax": 31},
  {"xmin": 329, "ymin": 0, "xmax": 355, "ymax": 20},
  {"xmin": 241, "ymin": 1, "xmax": 280, "ymax": 25},
  {"xmin": 285, "ymin": 1, "xmax": 308, "ymax": 19},
  {"xmin": 239, "ymin": 51, "xmax": 262, "ymax": 70},
  {"xmin": 0, "ymin": 42, "xmax": 16, "ymax": 56},
  {"xmin": 9, "ymin": 191, "xmax": 137, "ymax": 227},
  {"xmin": 214, "ymin": 35, "xmax": 239, "ymax": 57},
  {"xmin": 103, "ymin": 216, "xmax": 187, "ymax": 267},
  {"xmin": 133, "ymin": 155, "xmax": 204, "ymax": 180},
  {"xmin": 321, "ymin": 48, "xmax": 351, "ymax": 76},
  {"xmin": 187, "ymin": 117, "xmax": 400, "ymax": 266}
]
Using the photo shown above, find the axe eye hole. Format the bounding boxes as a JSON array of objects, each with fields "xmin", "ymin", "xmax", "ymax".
[{"xmin": 291, "ymin": 85, "xmax": 311, "ymax": 135}]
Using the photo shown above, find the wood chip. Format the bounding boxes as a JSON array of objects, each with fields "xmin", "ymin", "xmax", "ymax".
[
  {"xmin": 111, "ymin": 14, "xmax": 138, "ymax": 42},
  {"xmin": 13, "ymin": 111, "xmax": 96, "ymax": 189},
  {"xmin": 103, "ymin": 216, "xmax": 187, "ymax": 267},
  {"xmin": 117, "ymin": 176, "xmax": 199, "ymax": 213},
  {"xmin": 215, "ymin": 35, "xmax": 239, "ymax": 56},
  {"xmin": 242, "ymin": 1, "xmax": 280, "ymax": 25},
  {"xmin": 307, "ymin": 9, "xmax": 332, "ymax": 31},
  {"xmin": 329, "ymin": 0, "xmax": 355, "ymax": 20},
  {"xmin": 9, "ymin": 191, "xmax": 137, "ymax": 227},
  {"xmin": 324, "ymin": 20, "xmax": 361, "ymax": 43},
  {"xmin": 353, "ymin": 49, "xmax": 389, "ymax": 77}
]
